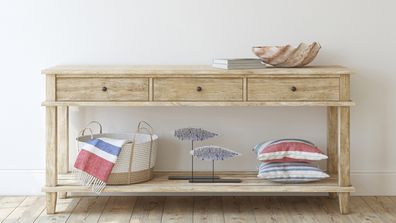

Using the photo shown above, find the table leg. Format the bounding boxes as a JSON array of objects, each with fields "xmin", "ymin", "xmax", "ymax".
[
  {"xmin": 46, "ymin": 107, "xmax": 57, "ymax": 214},
  {"xmin": 327, "ymin": 106, "xmax": 338, "ymax": 199},
  {"xmin": 338, "ymin": 107, "xmax": 350, "ymax": 214},
  {"xmin": 57, "ymin": 106, "xmax": 69, "ymax": 199}
]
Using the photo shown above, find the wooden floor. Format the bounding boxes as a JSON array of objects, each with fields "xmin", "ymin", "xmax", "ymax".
[{"xmin": 0, "ymin": 196, "xmax": 396, "ymax": 223}]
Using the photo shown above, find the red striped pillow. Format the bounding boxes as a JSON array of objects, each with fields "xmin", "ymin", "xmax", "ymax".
[{"xmin": 255, "ymin": 139, "xmax": 327, "ymax": 162}]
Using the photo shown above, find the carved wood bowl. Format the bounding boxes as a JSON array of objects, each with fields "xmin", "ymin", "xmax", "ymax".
[{"xmin": 252, "ymin": 42, "xmax": 321, "ymax": 68}]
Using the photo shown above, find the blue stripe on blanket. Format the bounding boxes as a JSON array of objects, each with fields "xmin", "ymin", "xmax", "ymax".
[{"xmin": 86, "ymin": 139, "xmax": 122, "ymax": 156}]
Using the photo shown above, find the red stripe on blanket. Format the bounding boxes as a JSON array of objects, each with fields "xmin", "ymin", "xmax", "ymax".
[{"xmin": 74, "ymin": 149, "xmax": 114, "ymax": 182}]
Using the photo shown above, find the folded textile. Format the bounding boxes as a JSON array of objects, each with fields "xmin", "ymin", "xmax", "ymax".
[
  {"xmin": 254, "ymin": 139, "xmax": 327, "ymax": 162},
  {"xmin": 74, "ymin": 137, "xmax": 129, "ymax": 193},
  {"xmin": 258, "ymin": 162, "xmax": 330, "ymax": 183}
]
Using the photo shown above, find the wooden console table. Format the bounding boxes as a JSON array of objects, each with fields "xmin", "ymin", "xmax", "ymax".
[{"xmin": 42, "ymin": 65, "xmax": 355, "ymax": 214}]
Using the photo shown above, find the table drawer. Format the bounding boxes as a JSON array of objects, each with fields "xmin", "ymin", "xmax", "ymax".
[
  {"xmin": 248, "ymin": 77, "xmax": 340, "ymax": 101},
  {"xmin": 153, "ymin": 78, "xmax": 243, "ymax": 101},
  {"xmin": 56, "ymin": 77, "xmax": 149, "ymax": 101}
]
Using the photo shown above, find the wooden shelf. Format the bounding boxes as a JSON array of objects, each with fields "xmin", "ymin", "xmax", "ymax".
[
  {"xmin": 42, "ymin": 100, "xmax": 355, "ymax": 107},
  {"xmin": 42, "ymin": 171, "xmax": 355, "ymax": 193}
]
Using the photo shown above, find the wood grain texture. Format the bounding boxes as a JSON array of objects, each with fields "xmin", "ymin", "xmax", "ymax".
[
  {"xmin": 42, "ymin": 65, "xmax": 351, "ymax": 76},
  {"xmin": 35, "ymin": 197, "xmax": 80, "ymax": 223},
  {"xmin": 42, "ymin": 100, "xmax": 355, "ymax": 107},
  {"xmin": 56, "ymin": 77, "xmax": 149, "ymax": 101},
  {"xmin": 222, "ymin": 197, "xmax": 256, "ymax": 223},
  {"xmin": 248, "ymin": 77, "xmax": 340, "ymax": 101},
  {"xmin": 44, "ymin": 172, "xmax": 355, "ymax": 193},
  {"xmin": 339, "ymin": 74, "xmax": 350, "ymax": 100},
  {"xmin": 278, "ymin": 197, "xmax": 319, "ymax": 223},
  {"xmin": 327, "ymin": 106, "xmax": 338, "ymax": 199},
  {"xmin": 161, "ymin": 197, "xmax": 193, "ymax": 223},
  {"xmin": 338, "ymin": 193, "xmax": 350, "ymax": 214},
  {"xmin": 130, "ymin": 197, "xmax": 165, "ymax": 223},
  {"xmin": 339, "ymin": 106, "xmax": 350, "ymax": 213},
  {"xmin": 193, "ymin": 197, "xmax": 224, "ymax": 223},
  {"xmin": 3, "ymin": 196, "xmax": 46, "ymax": 223},
  {"xmin": 250, "ymin": 197, "xmax": 288, "ymax": 223},
  {"xmin": 362, "ymin": 197, "xmax": 396, "ymax": 222},
  {"xmin": 153, "ymin": 78, "xmax": 243, "ymax": 101},
  {"xmin": 46, "ymin": 75, "xmax": 56, "ymax": 100},
  {"xmin": 306, "ymin": 197, "xmax": 350, "ymax": 223},
  {"xmin": 347, "ymin": 197, "xmax": 382, "ymax": 222},
  {"xmin": 242, "ymin": 77, "xmax": 247, "ymax": 101},
  {"xmin": 98, "ymin": 197, "xmax": 136, "ymax": 223},
  {"xmin": 46, "ymin": 106, "xmax": 57, "ymax": 214},
  {"xmin": 57, "ymin": 106, "xmax": 68, "ymax": 199},
  {"xmin": 1, "ymin": 196, "xmax": 395, "ymax": 222},
  {"xmin": 66, "ymin": 197, "xmax": 109, "ymax": 223},
  {"xmin": 0, "ymin": 197, "xmax": 26, "ymax": 222}
]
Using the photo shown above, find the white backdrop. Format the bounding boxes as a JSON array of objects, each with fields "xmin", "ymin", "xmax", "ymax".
[{"xmin": 0, "ymin": 0, "xmax": 395, "ymax": 195}]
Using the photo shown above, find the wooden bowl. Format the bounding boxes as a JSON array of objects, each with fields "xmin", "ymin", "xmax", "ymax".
[{"xmin": 252, "ymin": 42, "xmax": 321, "ymax": 68}]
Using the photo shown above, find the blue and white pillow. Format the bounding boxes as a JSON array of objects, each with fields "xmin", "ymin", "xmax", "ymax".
[{"xmin": 258, "ymin": 162, "xmax": 329, "ymax": 183}]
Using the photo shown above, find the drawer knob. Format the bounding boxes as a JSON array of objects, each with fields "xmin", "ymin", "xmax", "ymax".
[
  {"xmin": 290, "ymin": 86, "xmax": 297, "ymax": 92},
  {"xmin": 196, "ymin": 86, "xmax": 202, "ymax": 92},
  {"xmin": 102, "ymin": 86, "xmax": 108, "ymax": 92}
]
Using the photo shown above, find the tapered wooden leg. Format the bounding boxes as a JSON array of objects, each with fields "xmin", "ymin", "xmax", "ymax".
[
  {"xmin": 338, "ymin": 107, "xmax": 350, "ymax": 214},
  {"xmin": 46, "ymin": 192, "xmax": 57, "ymax": 214},
  {"xmin": 57, "ymin": 106, "xmax": 69, "ymax": 199},
  {"xmin": 327, "ymin": 106, "xmax": 338, "ymax": 199},
  {"xmin": 46, "ymin": 107, "xmax": 58, "ymax": 214},
  {"xmin": 338, "ymin": 192, "xmax": 350, "ymax": 214}
]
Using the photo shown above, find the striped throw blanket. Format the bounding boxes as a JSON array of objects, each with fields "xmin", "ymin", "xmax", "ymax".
[{"xmin": 74, "ymin": 138, "xmax": 129, "ymax": 193}]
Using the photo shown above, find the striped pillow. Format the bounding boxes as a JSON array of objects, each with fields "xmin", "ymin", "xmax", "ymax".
[
  {"xmin": 254, "ymin": 139, "xmax": 327, "ymax": 162},
  {"xmin": 258, "ymin": 162, "xmax": 329, "ymax": 183}
]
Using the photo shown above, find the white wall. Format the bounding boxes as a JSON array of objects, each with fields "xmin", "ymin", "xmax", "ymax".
[{"xmin": 0, "ymin": 0, "xmax": 395, "ymax": 195}]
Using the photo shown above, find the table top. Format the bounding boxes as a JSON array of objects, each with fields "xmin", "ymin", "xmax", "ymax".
[{"xmin": 42, "ymin": 65, "xmax": 351, "ymax": 76}]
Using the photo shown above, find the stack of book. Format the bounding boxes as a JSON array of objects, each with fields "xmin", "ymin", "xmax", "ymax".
[{"xmin": 212, "ymin": 58, "xmax": 267, "ymax": 69}]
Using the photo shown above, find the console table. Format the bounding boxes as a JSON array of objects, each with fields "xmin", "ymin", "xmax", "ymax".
[{"xmin": 42, "ymin": 65, "xmax": 355, "ymax": 214}]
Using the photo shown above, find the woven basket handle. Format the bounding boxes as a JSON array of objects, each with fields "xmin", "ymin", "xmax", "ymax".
[
  {"xmin": 84, "ymin": 121, "xmax": 103, "ymax": 134},
  {"xmin": 137, "ymin": 121, "xmax": 153, "ymax": 135},
  {"xmin": 80, "ymin": 128, "xmax": 94, "ymax": 139}
]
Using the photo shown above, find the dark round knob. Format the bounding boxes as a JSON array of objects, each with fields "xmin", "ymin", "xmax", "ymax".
[
  {"xmin": 102, "ymin": 86, "xmax": 108, "ymax": 92},
  {"xmin": 196, "ymin": 86, "xmax": 202, "ymax": 92},
  {"xmin": 290, "ymin": 86, "xmax": 297, "ymax": 92}
]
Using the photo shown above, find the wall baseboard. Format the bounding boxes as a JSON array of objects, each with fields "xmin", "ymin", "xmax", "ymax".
[{"xmin": 0, "ymin": 169, "xmax": 395, "ymax": 195}]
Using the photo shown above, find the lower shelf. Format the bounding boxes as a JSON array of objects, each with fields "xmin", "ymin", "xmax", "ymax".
[{"xmin": 42, "ymin": 171, "xmax": 355, "ymax": 193}]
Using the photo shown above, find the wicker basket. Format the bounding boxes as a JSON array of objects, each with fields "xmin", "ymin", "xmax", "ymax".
[{"xmin": 76, "ymin": 121, "xmax": 158, "ymax": 185}]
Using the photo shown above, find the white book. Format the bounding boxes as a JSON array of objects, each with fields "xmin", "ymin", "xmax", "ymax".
[
  {"xmin": 212, "ymin": 63, "xmax": 267, "ymax": 70},
  {"xmin": 213, "ymin": 58, "xmax": 263, "ymax": 65}
]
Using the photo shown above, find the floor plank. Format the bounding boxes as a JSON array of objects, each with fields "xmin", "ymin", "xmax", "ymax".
[
  {"xmin": 1, "ymin": 196, "xmax": 396, "ymax": 223},
  {"xmin": 98, "ymin": 196, "xmax": 136, "ymax": 223},
  {"xmin": 362, "ymin": 197, "xmax": 396, "ymax": 223},
  {"xmin": 66, "ymin": 196, "xmax": 109, "ymax": 223},
  {"xmin": 347, "ymin": 197, "xmax": 383, "ymax": 223},
  {"xmin": 34, "ymin": 197, "xmax": 81, "ymax": 223},
  {"xmin": 161, "ymin": 197, "xmax": 193, "ymax": 223},
  {"xmin": 3, "ymin": 196, "xmax": 46, "ymax": 223},
  {"xmin": 250, "ymin": 197, "xmax": 288, "ymax": 223},
  {"xmin": 277, "ymin": 196, "xmax": 320, "ymax": 223},
  {"xmin": 306, "ymin": 197, "xmax": 351, "ymax": 223},
  {"xmin": 193, "ymin": 197, "xmax": 224, "ymax": 223},
  {"xmin": 222, "ymin": 196, "xmax": 256, "ymax": 223},
  {"xmin": 130, "ymin": 197, "xmax": 165, "ymax": 223},
  {"xmin": 0, "ymin": 196, "xmax": 26, "ymax": 222}
]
